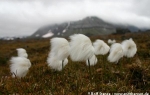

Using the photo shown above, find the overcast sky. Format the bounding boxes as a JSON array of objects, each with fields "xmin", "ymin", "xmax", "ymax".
[{"xmin": 0, "ymin": 0, "xmax": 150, "ymax": 37}]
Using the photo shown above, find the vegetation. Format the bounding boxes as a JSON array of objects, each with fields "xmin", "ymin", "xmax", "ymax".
[{"xmin": 0, "ymin": 32, "xmax": 150, "ymax": 94}]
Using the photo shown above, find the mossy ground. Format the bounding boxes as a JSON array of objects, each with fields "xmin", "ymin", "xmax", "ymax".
[{"xmin": 0, "ymin": 32, "xmax": 150, "ymax": 94}]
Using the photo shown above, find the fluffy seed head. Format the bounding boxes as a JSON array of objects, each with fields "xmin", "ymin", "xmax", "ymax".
[
  {"xmin": 16, "ymin": 48, "xmax": 28, "ymax": 58},
  {"xmin": 93, "ymin": 39, "xmax": 110, "ymax": 55},
  {"xmin": 121, "ymin": 38, "xmax": 137, "ymax": 58},
  {"xmin": 10, "ymin": 57, "xmax": 31, "ymax": 78},
  {"xmin": 47, "ymin": 56, "xmax": 68, "ymax": 71},
  {"xmin": 69, "ymin": 34, "xmax": 94, "ymax": 61},
  {"xmin": 107, "ymin": 43, "xmax": 124, "ymax": 63},
  {"xmin": 108, "ymin": 39, "xmax": 116, "ymax": 44},
  {"xmin": 50, "ymin": 37, "xmax": 70, "ymax": 60}
]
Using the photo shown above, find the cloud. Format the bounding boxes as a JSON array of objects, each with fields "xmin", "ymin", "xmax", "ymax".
[{"xmin": 0, "ymin": 0, "xmax": 150, "ymax": 37}]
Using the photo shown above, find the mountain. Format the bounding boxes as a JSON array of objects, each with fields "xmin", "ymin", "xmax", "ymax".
[
  {"xmin": 30, "ymin": 16, "xmax": 142, "ymax": 38},
  {"xmin": 30, "ymin": 16, "xmax": 116, "ymax": 38}
]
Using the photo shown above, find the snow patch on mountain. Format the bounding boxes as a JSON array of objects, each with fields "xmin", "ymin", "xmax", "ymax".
[
  {"xmin": 66, "ymin": 22, "xmax": 70, "ymax": 29},
  {"xmin": 57, "ymin": 32, "xmax": 60, "ymax": 35},
  {"xmin": 62, "ymin": 22, "xmax": 70, "ymax": 33},
  {"xmin": 35, "ymin": 34, "xmax": 40, "ymax": 37},
  {"xmin": 42, "ymin": 30, "xmax": 54, "ymax": 38},
  {"xmin": 62, "ymin": 29, "xmax": 66, "ymax": 33}
]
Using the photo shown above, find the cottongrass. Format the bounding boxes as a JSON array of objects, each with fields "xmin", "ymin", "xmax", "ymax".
[
  {"xmin": 108, "ymin": 39, "xmax": 116, "ymax": 44},
  {"xmin": 47, "ymin": 56, "xmax": 68, "ymax": 71},
  {"xmin": 47, "ymin": 37, "xmax": 70, "ymax": 71},
  {"xmin": 10, "ymin": 57, "xmax": 31, "ymax": 78},
  {"xmin": 69, "ymin": 34, "xmax": 94, "ymax": 61},
  {"xmin": 16, "ymin": 48, "xmax": 28, "ymax": 58},
  {"xmin": 10, "ymin": 48, "xmax": 31, "ymax": 78},
  {"xmin": 121, "ymin": 38, "xmax": 137, "ymax": 58},
  {"xmin": 50, "ymin": 38, "xmax": 70, "ymax": 60},
  {"xmin": 107, "ymin": 43, "xmax": 124, "ymax": 63},
  {"xmin": 93, "ymin": 39, "xmax": 110, "ymax": 55},
  {"xmin": 69, "ymin": 34, "xmax": 95, "ymax": 82}
]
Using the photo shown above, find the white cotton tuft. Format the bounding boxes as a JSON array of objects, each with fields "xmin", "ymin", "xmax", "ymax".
[
  {"xmin": 93, "ymin": 40, "xmax": 110, "ymax": 55},
  {"xmin": 16, "ymin": 48, "xmax": 28, "ymax": 58},
  {"xmin": 108, "ymin": 39, "xmax": 111, "ymax": 44},
  {"xmin": 50, "ymin": 38, "xmax": 70, "ymax": 60},
  {"xmin": 47, "ymin": 37, "xmax": 70, "ymax": 71},
  {"xmin": 10, "ymin": 57, "xmax": 31, "ymax": 78},
  {"xmin": 112, "ymin": 39, "xmax": 116, "ymax": 43},
  {"xmin": 108, "ymin": 39, "xmax": 116, "ymax": 44},
  {"xmin": 86, "ymin": 55, "xmax": 97, "ymax": 66},
  {"xmin": 121, "ymin": 38, "xmax": 137, "ymax": 58},
  {"xmin": 69, "ymin": 34, "xmax": 95, "ymax": 61},
  {"xmin": 47, "ymin": 56, "xmax": 68, "ymax": 71},
  {"xmin": 107, "ymin": 43, "xmax": 124, "ymax": 63}
]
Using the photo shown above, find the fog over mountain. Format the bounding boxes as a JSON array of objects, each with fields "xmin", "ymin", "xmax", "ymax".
[{"xmin": 0, "ymin": 0, "xmax": 150, "ymax": 37}]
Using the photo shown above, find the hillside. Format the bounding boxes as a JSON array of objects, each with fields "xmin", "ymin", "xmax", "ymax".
[
  {"xmin": 0, "ymin": 32, "xmax": 150, "ymax": 94},
  {"xmin": 30, "ymin": 16, "xmax": 117, "ymax": 38},
  {"xmin": 30, "ymin": 16, "xmax": 145, "ymax": 39}
]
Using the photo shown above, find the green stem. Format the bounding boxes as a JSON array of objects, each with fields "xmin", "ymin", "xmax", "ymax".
[
  {"xmin": 62, "ymin": 60, "xmax": 64, "ymax": 70},
  {"xmin": 88, "ymin": 59, "xmax": 92, "ymax": 82},
  {"xmin": 76, "ymin": 72, "xmax": 79, "ymax": 95}
]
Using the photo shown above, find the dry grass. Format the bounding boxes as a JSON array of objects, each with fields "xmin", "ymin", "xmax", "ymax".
[{"xmin": 0, "ymin": 32, "xmax": 150, "ymax": 94}]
